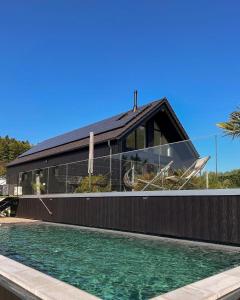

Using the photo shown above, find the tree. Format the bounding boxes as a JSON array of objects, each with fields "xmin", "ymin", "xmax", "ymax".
[
  {"xmin": 0, "ymin": 136, "xmax": 31, "ymax": 175},
  {"xmin": 217, "ymin": 108, "xmax": 240, "ymax": 138},
  {"xmin": 0, "ymin": 162, "xmax": 6, "ymax": 177}
]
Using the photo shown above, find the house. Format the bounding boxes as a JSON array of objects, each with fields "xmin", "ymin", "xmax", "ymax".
[
  {"xmin": 0, "ymin": 176, "xmax": 7, "ymax": 195},
  {"xmin": 7, "ymin": 97, "xmax": 198, "ymax": 195}
]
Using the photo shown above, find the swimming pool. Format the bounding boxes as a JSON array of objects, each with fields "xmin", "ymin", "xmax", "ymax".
[{"xmin": 0, "ymin": 223, "xmax": 240, "ymax": 300}]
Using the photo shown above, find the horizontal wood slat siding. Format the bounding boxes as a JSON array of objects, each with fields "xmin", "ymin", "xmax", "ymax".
[{"xmin": 16, "ymin": 195, "xmax": 240, "ymax": 245}]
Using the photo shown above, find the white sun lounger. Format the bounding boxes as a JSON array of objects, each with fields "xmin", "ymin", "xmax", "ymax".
[{"xmin": 166, "ymin": 156, "xmax": 210, "ymax": 190}]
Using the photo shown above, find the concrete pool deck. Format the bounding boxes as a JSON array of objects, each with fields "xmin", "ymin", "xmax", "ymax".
[
  {"xmin": 151, "ymin": 266, "xmax": 240, "ymax": 300},
  {"xmin": 0, "ymin": 217, "xmax": 39, "ymax": 224}
]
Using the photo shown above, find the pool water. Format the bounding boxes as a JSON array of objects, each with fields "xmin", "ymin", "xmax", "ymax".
[{"xmin": 0, "ymin": 224, "xmax": 240, "ymax": 300}]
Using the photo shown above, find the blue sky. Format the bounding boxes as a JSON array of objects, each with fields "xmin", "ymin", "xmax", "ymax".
[{"xmin": 0, "ymin": 0, "xmax": 239, "ymax": 170}]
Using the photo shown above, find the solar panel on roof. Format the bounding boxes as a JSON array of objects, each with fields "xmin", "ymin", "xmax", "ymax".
[{"xmin": 19, "ymin": 104, "xmax": 151, "ymax": 157}]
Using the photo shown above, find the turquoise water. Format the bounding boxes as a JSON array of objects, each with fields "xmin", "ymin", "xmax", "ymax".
[{"xmin": 0, "ymin": 224, "xmax": 240, "ymax": 300}]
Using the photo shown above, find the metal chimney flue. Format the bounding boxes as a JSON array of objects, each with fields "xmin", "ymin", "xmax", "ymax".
[{"xmin": 133, "ymin": 90, "xmax": 138, "ymax": 112}]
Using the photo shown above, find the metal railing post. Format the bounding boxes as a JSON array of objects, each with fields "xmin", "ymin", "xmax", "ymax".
[
  {"xmin": 66, "ymin": 164, "xmax": 68, "ymax": 193},
  {"xmin": 206, "ymin": 171, "xmax": 209, "ymax": 189},
  {"xmin": 47, "ymin": 167, "xmax": 50, "ymax": 194},
  {"xmin": 215, "ymin": 135, "xmax": 218, "ymax": 176},
  {"xmin": 119, "ymin": 153, "xmax": 122, "ymax": 192}
]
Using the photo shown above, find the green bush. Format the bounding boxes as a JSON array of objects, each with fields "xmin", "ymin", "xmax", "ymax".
[{"xmin": 75, "ymin": 175, "xmax": 110, "ymax": 193}]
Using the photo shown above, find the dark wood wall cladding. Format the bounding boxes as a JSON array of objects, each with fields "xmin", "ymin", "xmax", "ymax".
[
  {"xmin": 17, "ymin": 194, "xmax": 240, "ymax": 245},
  {"xmin": 0, "ymin": 286, "xmax": 21, "ymax": 300}
]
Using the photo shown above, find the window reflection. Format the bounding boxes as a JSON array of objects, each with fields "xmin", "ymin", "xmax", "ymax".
[{"xmin": 125, "ymin": 126, "xmax": 146, "ymax": 150}]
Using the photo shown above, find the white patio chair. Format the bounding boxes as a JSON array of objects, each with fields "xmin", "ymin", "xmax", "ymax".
[
  {"xmin": 137, "ymin": 161, "xmax": 174, "ymax": 191},
  {"xmin": 166, "ymin": 156, "xmax": 210, "ymax": 190}
]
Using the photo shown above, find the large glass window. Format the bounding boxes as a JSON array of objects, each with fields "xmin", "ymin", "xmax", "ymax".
[
  {"xmin": 154, "ymin": 121, "xmax": 162, "ymax": 146},
  {"xmin": 126, "ymin": 131, "xmax": 136, "ymax": 150},
  {"xmin": 154, "ymin": 121, "xmax": 160, "ymax": 131},
  {"xmin": 48, "ymin": 165, "xmax": 67, "ymax": 194},
  {"xmin": 125, "ymin": 126, "xmax": 146, "ymax": 150},
  {"xmin": 20, "ymin": 171, "xmax": 33, "ymax": 195},
  {"xmin": 154, "ymin": 129, "xmax": 161, "ymax": 146},
  {"xmin": 153, "ymin": 121, "xmax": 170, "ymax": 156},
  {"xmin": 153, "ymin": 121, "xmax": 168, "ymax": 146},
  {"xmin": 136, "ymin": 126, "xmax": 145, "ymax": 149},
  {"xmin": 32, "ymin": 169, "xmax": 48, "ymax": 195}
]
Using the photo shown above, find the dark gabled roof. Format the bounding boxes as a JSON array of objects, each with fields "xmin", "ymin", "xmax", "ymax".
[
  {"xmin": 7, "ymin": 98, "xmax": 192, "ymax": 167},
  {"xmin": 18, "ymin": 103, "xmax": 152, "ymax": 158}
]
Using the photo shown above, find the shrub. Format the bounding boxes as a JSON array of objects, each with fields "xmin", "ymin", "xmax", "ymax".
[{"xmin": 75, "ymin": 175, "xmax": 110, "ymax": 193}]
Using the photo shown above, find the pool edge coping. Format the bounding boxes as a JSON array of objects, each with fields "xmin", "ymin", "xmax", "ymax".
[
  {"xmin": 150, "ymin": 265, "xmax": 240, "ymax": 300},
  {"xmin": 0, "ymin": 255, "xmax": 100, "ymax": 300}
]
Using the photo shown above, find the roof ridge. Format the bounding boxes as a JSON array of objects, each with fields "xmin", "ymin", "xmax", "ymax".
[
  {"xmin": 7, "ymin": 98, "xmax": 169, "ymax": 166},
  {"xmin": 18, "ymin": 98, "xmax": 165, "ymax": 158}
]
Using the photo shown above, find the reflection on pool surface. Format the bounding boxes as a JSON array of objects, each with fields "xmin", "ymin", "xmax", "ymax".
[{"xmin": 0, "ymin": 223, "xmax": 240, "ymax": 300}]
